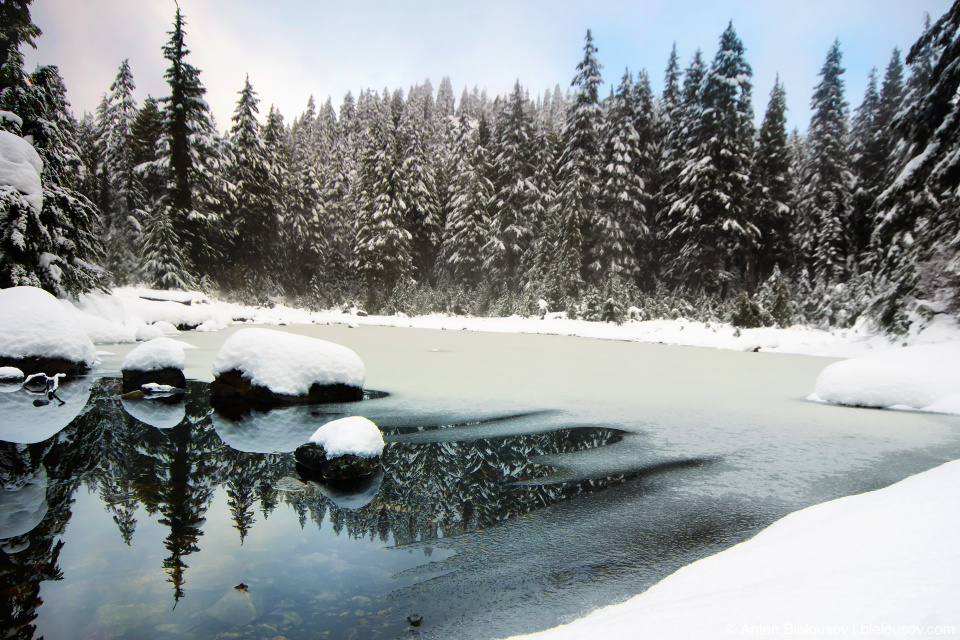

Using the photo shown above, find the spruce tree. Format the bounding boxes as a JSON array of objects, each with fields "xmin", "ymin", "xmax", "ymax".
[
  {"xmin": 595, "ymin": 69, "xmax": 644, "ymax": 280},
  {"xmin": 441, "ymin": 113, "xmax": 493, "ymax": 287},
  {"xmin": 354, "ymin": 89, "xmax": 412, "ymax": 302},
  {"xmin": 554, "ymin": 29, "xmax": 604, "ymax": 301},
  {"xmin": 101, "ymin": 59, "xmax": 140, "ymax": 282},
  {"xmin": 871, "ymin": 3, "xmax": 960, "ymax": 324},
  {"xmin": 669, "ymin": 24, "xmax": 756, "ymax": 297},
  {"xmin": 795, "ymin": 40, "xmax": 855, "ymax": 324},
  {"xmin": 848, "ymin": 67, "xmax": 881, "ymax": 255},
  {"xmin": 750, "ymin": 77, "xmax": 794, "ymax": 285},
  {"xmin": 157, "ymin": 7, "xmax": 222, "ymax": 278},
  {"xmin": 224, "ymin": 76, "xmax": 276, "ymax": 290},
  {"xmin": 485, "ymin": 80, "xmax": 538, "ymax": 293}
]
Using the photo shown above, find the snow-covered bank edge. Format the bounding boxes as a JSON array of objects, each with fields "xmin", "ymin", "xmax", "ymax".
[
  {"xmin": 70, "ymin": 287, "xmax": 960, "ymax": 360},
  {"xmin": 506, "ymin": 459, "xmax": 960, "ymax": 640}
]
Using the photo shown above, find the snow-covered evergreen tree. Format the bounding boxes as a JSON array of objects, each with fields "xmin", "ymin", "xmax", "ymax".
[
  {"xmin": 669, "ymin": 24, "xmax": 756, "ymax": 297},
  {"xmin": 595, "ymin": 69, "xmax": 644, "ymax": 280},
  {"xmin": 223, "ymin": 76, "xmax": 276, "ymax": 288},
  {"xmin": 441, "ymin": 113, "xmax": 493, "ymax": 287},
  {"xmin": 795, "ymin": 40, "xmax": 856, "ymax": 325},
  {"xmin": 1, "ymin": 44, "xmax": 106, "ymax": 295},
  {"xmin": 139, "ymin": 201, "xmax": 193, "ymax": 290},
  {"xmin": 156, "ymin": 7, "xmax": 223, "ymax": 278},
  {"xmin": 485, "ymin": 81, "xmax": 539, "ymax": 293},
  {"xmin": 848, "ymin": 67, "xmax": 882, "ymax": 256},
  {"xmin": 554, "ymin": 30, "xmax": 604, "ymax": 301},
  {"xmin": 100, "ymin": 59, "xmax": 140, "ymax": 282},
  {"xmin": 354, "ymin": 89, "xmax": 412, "ymax": 302},
  {"xmin": 871, "ymin": 3, "xmax": 960, "ymax": 325},
  {"xmin": 750, "ymin": 77, "xmax": 794, "ymax": 288},
  {"xmin": 397, "ymin": 83, "xmax": 442, "ymax": 284}
]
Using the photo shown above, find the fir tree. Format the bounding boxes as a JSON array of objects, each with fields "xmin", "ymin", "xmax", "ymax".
[
  {"xmin": 223, "ymin": 76, "xmax": 276, "ymax": 289},
  {"xmin": 139, "ymin": 201, "xmax": 193, "ymax": 290},
  {"xmin": 485, "ymin": 80, "xmax": 539, "ymax": 293},
  {"xmin": 157, "ymin": 7, "xmax": 222, "ymax": 278},
  {"xmin": 796, "ymin": 41, "xmax": 854, "ymax": 290},
  {"xmin": 441, "ymin": 113, "xmax": 493, "ymax": 287},
  {"xmin": 750, "ymin": 77, "xmax": 794, "ymax": 287},
  {"xmin": 595, "ymin": 69, "xmax": 644, "ymax": 280},
  {"xmin": 101, "ymin": 59, "xmax": 140, "ymax": 282},
  {"xmin": 554, "ymin": 29, "xmax": 604, "ymax": 300},
  {"xmin": 669, "ymin": 23, "xmax": 756, "ymax": 297}
]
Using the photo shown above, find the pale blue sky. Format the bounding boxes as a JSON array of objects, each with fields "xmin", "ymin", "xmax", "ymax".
[{"xmin": 23, "ymin": 0, "xmax": 952, "ymax": 133}]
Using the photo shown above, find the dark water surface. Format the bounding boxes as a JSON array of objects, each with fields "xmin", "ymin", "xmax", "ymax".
[{"xmin": 2, "ymin": 326, "xmax": 959, "ymax": 639}]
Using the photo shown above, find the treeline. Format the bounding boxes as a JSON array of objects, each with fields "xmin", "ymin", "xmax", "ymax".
[{"xmin": 2, "ymin": 1, "xmax": 960, "ymax": 331}]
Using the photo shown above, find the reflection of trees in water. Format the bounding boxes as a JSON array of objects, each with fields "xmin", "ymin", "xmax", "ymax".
[
  {"xmin": 0, "ymin": 378, "xmax": 625, "ymax": 633},
  {"xmin": 284, "ymin": 427, "xmax": 625, "ymax": 547}
]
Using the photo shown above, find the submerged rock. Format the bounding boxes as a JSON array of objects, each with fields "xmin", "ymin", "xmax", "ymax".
[{"xmin": 208, "ymin": 586, "xmax": 263, "ymax": 626}]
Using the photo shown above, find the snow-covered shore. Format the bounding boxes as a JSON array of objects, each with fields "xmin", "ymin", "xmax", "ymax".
[
  {"xmin": 71, "ymin": 287, "xmax": 960, "ymax": 360},
  {"xmin": 506, "ymin": 458, "xmax": 960, "ymax": 640}
]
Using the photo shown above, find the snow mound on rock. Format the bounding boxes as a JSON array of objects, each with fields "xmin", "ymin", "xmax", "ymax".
[
  {"xmin": 212, "ymin": 328, "xmax": 365, "ymax": 396},
  {"xmin": 309, "ymin": 416, "xmax": 384, "ymax": 459},
  {"xmin": 121, "ymin": 337, "xmax": 189, "ymax": 372},
  {"xmin": 812, "ymin": 342, "xmax": 960, "ymax": 414},
  {"xmin": 0, "ymin": 286, "xmax": 97, "ymax": 367}
]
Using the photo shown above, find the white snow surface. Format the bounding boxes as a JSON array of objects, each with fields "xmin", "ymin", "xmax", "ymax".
[
  {"xmin": 212, "ymin": 328, "xmax": 365, "ymax": 396},
  {"xmin": 0, "ymin": 287, "xmax": 97, "ymax": 367},
  {"xmin": 0, "ymin": 130, "xmax": 42, "ymax": 212},
  {"xmin": 0, "ymin": 379, "xmax": 92, "ymax": 444},
  {"xmin": 121, "ymin": 337, "xmax": 189, "ymax": 372},
  {"xmin": 812, "ymin": 341, "xmax": 960, "ymax": 414},
  {"xmin": 309, "ymin": 416, "xmax": 384, "ymax": 459},
  {"xmin": 509, "ymin": 459, "xmax": 960, "ymax": 640},
  {"xmin": 0, "ymin": 366, "xmax": 24, "ymax": 382}
]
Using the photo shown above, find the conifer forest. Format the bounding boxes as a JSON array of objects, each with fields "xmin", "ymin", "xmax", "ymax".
[{"xmin": 2, "ymin": 0, "xmax": 960, "ymax": 332}]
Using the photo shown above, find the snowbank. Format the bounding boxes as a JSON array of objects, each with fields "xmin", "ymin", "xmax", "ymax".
[
  {"xmin": 212, "ymin": 328, "xmax": 365, "ymax": 396},
  {"xmin": 0, "ymin": 379, "xmax": 93, "ymax": 444},
  {"xmin": 0, "ymin": 287, "xmax": 97, "ymax": 369},
  {"xmin": 121, "ymin": 337, "xmax": 189, "ymax": 372},
  {"xmin": 812, "ymin": 342, "xmax": 960, "ymax": 414},
  {"xmin": 0, "ymin": 129, "xmax": 42, "ymax": 212},
  {"xmin": 309, "ymin": 416, "xmax": 384, "ymax": 458},
  {"xmin": 509, "ymin": 460, "xmax": 960, "ymax": 639}
]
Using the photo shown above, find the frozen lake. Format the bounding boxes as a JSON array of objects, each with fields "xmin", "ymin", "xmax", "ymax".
[{"xmin": 4, "ymin": 325, "xmax": 959, "ymax": 639}]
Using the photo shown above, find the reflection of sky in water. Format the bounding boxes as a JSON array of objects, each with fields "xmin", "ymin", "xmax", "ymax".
[{"xmin": 5, "ymin": 326, "xmax": 960, "ymax": 639}]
